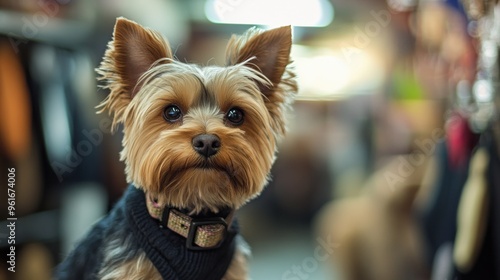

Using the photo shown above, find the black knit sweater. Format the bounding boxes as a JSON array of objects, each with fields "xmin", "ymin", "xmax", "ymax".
[{"xmin": 55, "ymin": 185, "xmax": 238, "ymax": 280}]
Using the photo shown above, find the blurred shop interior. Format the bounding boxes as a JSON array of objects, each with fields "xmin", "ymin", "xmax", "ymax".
[{"xmin": 0, "ymin": 0, "xmax": 499, "ymax": 279}]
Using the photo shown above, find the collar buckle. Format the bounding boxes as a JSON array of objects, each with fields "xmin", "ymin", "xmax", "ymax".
[
  {"xmin": 186, "ymin": 217, "xmax": 228, "ymax": 250},
  {"xmin": 162, "ymin": 207, "xmax": 228, "ymax": 251}
]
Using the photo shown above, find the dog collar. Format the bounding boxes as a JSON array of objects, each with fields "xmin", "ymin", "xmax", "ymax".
[{"xmin": 146, "ymin": 192, "xmax": 234, "ymax": 250}]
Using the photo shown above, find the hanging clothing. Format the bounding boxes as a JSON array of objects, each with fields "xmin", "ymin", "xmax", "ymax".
[
  {"xmin": 456, "ymin": 128, "xmax": 500, "ymax": 279},
  {"xmin": 420, "ymin": 112, "xmax": 479, "ymax": 268},
  {"xmin": 420, "ymin": 140, "xmax": 472, "ymax": 266}
]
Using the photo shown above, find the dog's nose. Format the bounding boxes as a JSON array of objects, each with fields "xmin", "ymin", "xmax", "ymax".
[{"xmin": 192, "ymin": 134, "xmax": 221, "ymax": 158}]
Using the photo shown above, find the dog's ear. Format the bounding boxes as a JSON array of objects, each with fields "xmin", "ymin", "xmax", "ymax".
[
  {"xmin": 226, "ymin": 26, "xmax": 297, "ymax": 137},
  {"xmin": 97, "ymin": 17, "xmax": 172, "ymax": 130},
  {"xmin": 225, "ymin": 26, "xmax": 293, "ymax": 96}
]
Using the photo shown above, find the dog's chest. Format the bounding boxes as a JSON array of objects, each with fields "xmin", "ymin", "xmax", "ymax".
[{"xmin": 96, "ymin": 185, "xmax": 239, "ymax": 280}]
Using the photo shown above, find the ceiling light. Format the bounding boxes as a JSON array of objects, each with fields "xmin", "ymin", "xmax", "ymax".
[{"xmin": 205, "ymin": 0, "xmax": 333, "ymax": 27}]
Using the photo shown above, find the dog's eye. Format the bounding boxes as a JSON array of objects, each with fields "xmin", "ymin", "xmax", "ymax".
[
  {"xmin": 163, "ymin": 105, "xmax": 182, "ymax": 123},
  {"xmin": 225, "ymin": 108, "xmax": 244, "ymax": 126}
]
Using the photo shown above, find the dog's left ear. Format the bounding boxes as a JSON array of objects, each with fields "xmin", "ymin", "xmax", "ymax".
[
  {"xmin": 97, "ymin": 17, "xmax": 172, "ymax": 130},
  {"xmin": 226, "ymin": 26, "xmax": 296, "ymax": 137},
  {"xmin": 226, "ymin": 26, "xmax": 293, "ymax": 96}
]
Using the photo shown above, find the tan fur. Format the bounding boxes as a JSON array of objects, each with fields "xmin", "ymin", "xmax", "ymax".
[
  {"xmin": 226, "ymin": 26, "xmax": 297, "ymax": 137},
  {"xmin": 118, "ymin": 63, "xmax": 279, "ymax": 212},
  {"xmin": 101, "ymin": 253, "xmax": 161, "ymax": 280},
  {"xmin": 96, "ymin": 17, "xmax": 296, "ymax": 278}
]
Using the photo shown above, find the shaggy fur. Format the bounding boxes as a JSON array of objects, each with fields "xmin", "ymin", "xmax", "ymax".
[
  {"xmin": 97, "ymin": 19, "xmax": 296, "ymax": 213},
  {"xmin": 56, "ymin": 17, "xmax": 296, "ymax": 280}
]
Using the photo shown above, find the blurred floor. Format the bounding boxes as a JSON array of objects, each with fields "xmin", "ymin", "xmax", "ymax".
[
  {"xmin": 248, "ymin": 224, "xmax": 333, "ymax": 280},
  {"xmin": 239, "ymin": 194, "xmax": 335, "ymax": 280}
]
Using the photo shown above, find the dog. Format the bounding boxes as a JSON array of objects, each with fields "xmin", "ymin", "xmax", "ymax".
[{"xmin": 55, "ymin": 17, "xmax": 296, "ymax": 280}]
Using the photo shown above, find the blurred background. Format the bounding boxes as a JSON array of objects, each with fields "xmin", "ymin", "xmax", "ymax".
[{"xmin": 0, "ymin": 0, "xmax": 499, "ymax": 279}]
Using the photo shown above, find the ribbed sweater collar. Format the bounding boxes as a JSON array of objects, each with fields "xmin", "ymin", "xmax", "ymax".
[{"xmin": 123, "ymin": 185, "xmax": 237, "ymax": 280}]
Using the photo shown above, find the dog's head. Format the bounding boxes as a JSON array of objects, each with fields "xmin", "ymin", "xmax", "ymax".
[{"xmin": 98, "ymin": 18, "xmax": 296, "ymax": 213}]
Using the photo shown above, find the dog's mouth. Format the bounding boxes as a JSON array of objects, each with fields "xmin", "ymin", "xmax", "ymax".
[
  {"xmin": 192, "ymin": 162, "xmax": 240, "ymax": 189},
  {"xmin": 149, "ymin": 160, "xmax": 242, "ymax": 211},
  {"xmin": 160, "ymin": 161, "xmax": 240, "ymax": 193},
  {"xmin": 181, "ymin": 160, "xmax": 235, "ymax": 178},
  {"xmin": 192, "ymin": 161, "xmax": 227, "ymax": 171}
]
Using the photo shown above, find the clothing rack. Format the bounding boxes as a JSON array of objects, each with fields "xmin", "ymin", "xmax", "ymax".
[
  {"xmin": 0, "ymin": 9, "xmax": 93, "ymax": 50},
  {"xmin": 421, "ymin": 1, "xmax": 500, "ymax": 279},
  {"xmin": 0, "ymin": 6, "xmax": 108, "ymax": 279}
]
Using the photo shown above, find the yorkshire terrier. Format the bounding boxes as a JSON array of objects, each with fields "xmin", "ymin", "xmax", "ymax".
[{"xmin": 55, "ymin": 17, "xmax": 296, "ymax": 280}]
